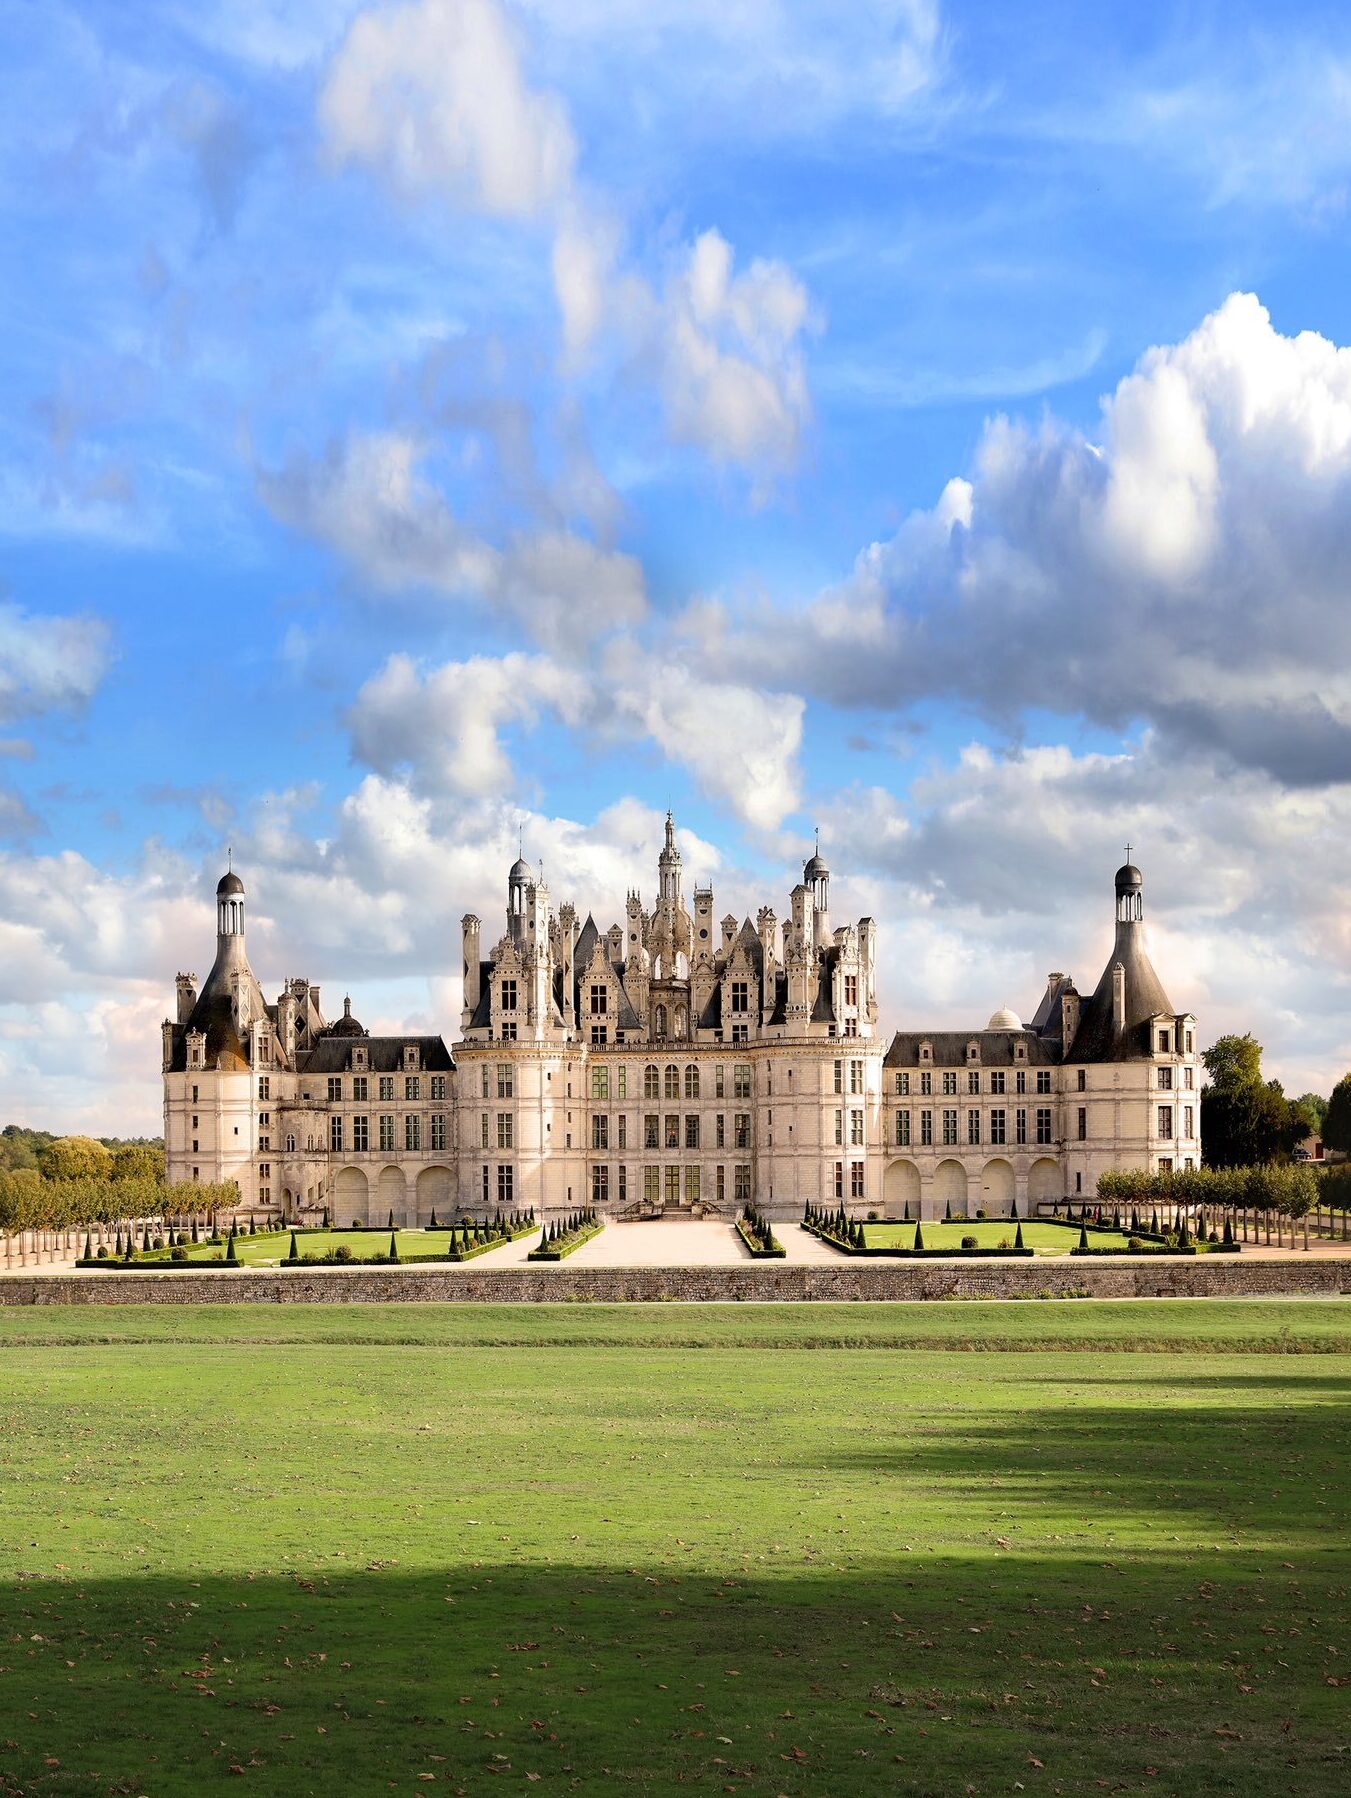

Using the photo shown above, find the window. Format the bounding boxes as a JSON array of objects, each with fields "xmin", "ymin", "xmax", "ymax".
[
  {"xmin": 644, "ymin": 1064, "xmax": 660, "ymax": 1099},
  {"xmin": 844, "ymin": 973, "xmax": 858, "ymax": 1008},
  {"xmin": 850, "ymin": 1162, "xmax": 865, "ymax": 1199},
  {"xmin": 618, "ymin": 1166, "xmax": 628, "ymax": 1203},
  {"xmin": 897, "ymin": 1072, "xmax": 910, "ymax": 1096},
  {"xmin": 727, "ymin": 1023, "xmax": 745, "ymax": 1043},
  {"xmin": 1158, "ymin": 1030, "xmax": 1170, "ymax": 1053},
  {"xmin": 834, "ymin": 1059, "xmax": 843, "ymax": 1094},
  {"xmin": 1036, "ymin": 1107, "xmax": 1053, "ymax": 1145},
  {"xmin": 379, "ymin": 1076, "xmax": 394, "ymax": 1102},
  {"xmin": 685, "ymin": 1115, "xmax": 700, "ymax": 1149},
  {"xmin": 405, "ymin": 1115, "xmax": 421, "ymax": 1152},
  {"xmin": 480, "ymin": 1113, "xmax": 489, "ymax": 1149},
  {"xmin": 405, "ymin": 1076, "xmax": 420, "ymax": 1102},
  {"xmin": 1016, "ymin": 1108, "xmax": 1027, "ymax": 1145},
  {"xmin": 850, "ymin": 1060, "xmax": 864, "ymax": 1095},
  {"xmin": 730, "ymin": 979, "xmax": 749, "ymax": 1014},
  {"xmin": 684, "ymin": 1065, "xmax": 700, "ymax": 1099},
  {"xmin": 500, "ymin": 1021, "xmax": 518, "ymax": 1041},
  {"xmin": 990, "ymin": 1108, "xmax": 1006, "ymax": 1145},
  {"xmin": 497, "ymin": 1165, "xmax": 514, "ymax": 1205},
  {"xmin": 1158, "ymin": 1066, "xmax": 1173, "ymax": 1090},
  {"xmin": 258, "ymin": 1076, "xmax": 270, "ymax": 1101},
  {"xmin": 715, "ymin": 1065, "xmax": 726, "ymax": 1099},
  {"xmin": 353, "ymin": 1075, "xmax": 368, "ymax": 1102},
  {"xmin": 942, "ymin": 1071, "xmax": 957, "ymax": 1096},
  {"xmin": 592, "ymin": 1165, "xmax": 609, "ymax": 1206},
  {"xmin": 589, "ymin": 984, "xmax": 607, "ymax": 1015},
  {"xmin": 330, "ymin": 1116, "xmax": 343, "ymax": 1152},
  {"xmin": 327, "ymin": 1076, "xmax": 342, "ymax": 1102},
  {"xmin": 1077, "ymin": 1106, "xmax": 1086, "ymax": 1142},
  {"xmin": 592, "ymin": 1114, "xmax": 609, "ymax": 1150},
  {"xmin": 644, "ymin": 1166, "xmax": 660, "ymax": 1203},
  {"xmin": 833, "ymin": 1160, "xmax": 844, "ymax": 1199},
  {"xmin": 990, "ymin": 1071, "xmax": 1005, "ymax": 1095},
  {"xmin": 920, "ymin": 1070, "xmax": 932, "ymax": 1096},
  {"xmin": 191, "ymin": 1138, "xmax": 199, "ymax": 1153},
  {"xmin": 431, "ymin": 1074, "xmax": 445, "ymax": 1101},
  {"xmin": 259, "ymin": 1135, "xmax": 270, "ymax": 1153},
  {"xmin": 644, "ymin": 1114, "xmax": 659, "ymax": 1148},
  {"xmin": 716, "ymin": 1113, "xmax": 726, "ymax": 1148},
  {"xmin": 1036, "ymin": 1070, "xmax": 1052, "ymax": 1094},
  {"xmin": 1185, "ymin": 1031, "xmax": 1194, "ymax": 1053},
  {"xmin": 1158, "ymin": 1157, "xmax": 1173, "ymax": 1173},
  {"xmin": 191, "ymin": 1084, "xmax": 199, "ymax": 1103},
  {"xmin": 734, "ymin": 1113, "xmax": 751, "ymax": 1149},
  {"xmin": 896, "ymin": 1110, "xmax": 911, "ymax": 1147},
  {"xmin": 664, "ymin": 1065, "xmax": 679, "ymax": 1100},
  {"xmin": 379, "ymin": 1115, "xmax": 394, "ymax": 1151},
  {"xmin": 1184, "ymin": 1066, "xmax": 1194, "ymax": 1089},
  {"xmin": 258, "ymin": 1164, "xmax": 269, "ymax": 1180},
  {"xmin": 834, "ymin": 1108, "xmax": 844, "ymax": 1145},
  {"xmin": 192, "ymin": 1114, "xmax": 199, "ymax": 1129},
  {"xmin": 685, "ymin": 1166, "xmax": 700, "ymax": 1204},
  {"xmin": 1184, "ymin": 1105, "xmax": 1194, "ymax": 1137},
  {"xmin": 968, "ymin": 1070, "xmax": 980, "ymax": 1094},
  {"xmin": 665, "ymin": 1166, "xmax": 680, "ymax": 1205},
  {"xmin": 920, "ymin": 1109, "xmax": 933, "ymax": 1146},
  {"xmin": 967, "ymin": 1108, "xmax": 980, "ymax": 1145},
  {"xmin": 1158, "ymin": 1105, "xmax": 1174, "ymax": 1137},
  {"xmin": 1077, "ymin": 1068, "xmax": 1086, "ymax": 1092},
  {"xmin": 500, "ymin": 979, "xmax": 517, "ymax": 1012},
  {"xmin": 851, "ymin": 1109, "xmax": 864, "ymax": 1146},
  {"xmin": 481, "ymin": 1066, "xmax": 490, "ymax": 1099},
  {"xmin": 735, "ymin": 1165, "xmax": 751, "ymax": 1205},
  {"xmin": 497, "ymin": 1113, "xmax": 514, "ymax": 1149},
  {"xmin": 665, "ymin": 1114, "xmax": 680, "ymax": 1149},
  {"xmin": 942, "ymin": 1108, "xmax": 958, "ymax": 1146},
  {"xmin": 1016, "ymin": 1070, "xmax": 1026, "ymax": 1095},
  {"xmin": 430, "ymin": 1114, "xmax": 446, "ymax": 1152},
  {"xmin": 592, "ymin": 1066, "xmax": 609, "ymax": 1101},
  {"xmin": 496, "ymin": 1064, "xmax": 513, "ymax": 1099},
  {"xmin": 734, "ymin": 1064, "xmax": 752, "ymax": 1099}
]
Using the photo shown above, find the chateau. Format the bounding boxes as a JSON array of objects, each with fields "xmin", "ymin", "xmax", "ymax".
[{"xmin": 162, "ymin": 822, "xmax": 1201, "ymax": 1222}]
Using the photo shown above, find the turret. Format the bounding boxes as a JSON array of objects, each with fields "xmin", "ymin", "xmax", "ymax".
[
  {"xmin": 461, "ymin": 914, "xmax": 481, "ymax": 1029},
  {"xmin": 658, "ymin": 810, "xmax": 682, "ymax": 908},
  {"xmin": 804, "ymin": 834, "xmax": 830, "ymax": 950}
]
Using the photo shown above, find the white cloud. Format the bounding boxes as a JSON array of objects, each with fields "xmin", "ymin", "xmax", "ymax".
[
  {"xmin": 695, "ymin": 292, "xmax": 1351, "ymax": 785},
  {"xmin": 320, "ymin": 0, "xmax": 575, "ymax": 217},
  {"xmin": 257, "ymin": 428, "xmax": 645, "ymax": 650},
  {"xmin": 0, "ymin": 603, "xmax": 111, "ymax": 726}
]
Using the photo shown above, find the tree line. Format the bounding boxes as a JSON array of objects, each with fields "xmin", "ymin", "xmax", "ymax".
[
  {"xmin": 1200, "ymin": 1034, "xmax": 1349, "ymax": 1167},
  {"xmin": 0, "ymin": 1130, "xmax": 234, "ymax": 1236}
]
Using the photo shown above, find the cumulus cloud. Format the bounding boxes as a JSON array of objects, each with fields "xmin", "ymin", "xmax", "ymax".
[
  {"xmin": 0, "ymin": 603, "xmax": 111, "ymax": 726},
  {"xmin": 320, "ymin": 0, "xmax": 575, "ymax": 217},
  {"xmin": 257, "ymin": 429, "xmax": 645, "ymax": 651},
  {"xmin": 694, "ymin": 293, "xmax": 1351, "ymax": 786}
]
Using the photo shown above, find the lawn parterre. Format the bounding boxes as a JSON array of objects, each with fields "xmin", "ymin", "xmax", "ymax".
[
  {"xmin": 85, "ymin": 1227, "xmax": 522, "ymax": 1269},
  {"xmin": 0, "ymin": 1303, "xmax": 1345, "ymax": 1797},
  {"xmin": 862, "ymin": 1219, "xmax": 1128, "ymax": 1254}
]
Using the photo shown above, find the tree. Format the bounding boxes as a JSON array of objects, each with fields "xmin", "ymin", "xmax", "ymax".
[
  {"xmin": 37, "ymin": 1136, "xmax": 113, "ymax": 1183},
  {"xmin": 110, "ymin": 1142, "xmax": 164, "ymax": 1182},
  {"xmin": 1322, "ymin": 1075, "xmax": 1351, "ymax": 1156},
  {"xmin": 1291, "ymin": 1092, "xmax": 1328, "ymax": 1141},
  {"xmin": 1201, "ymin": 1033, "xmax": 1299, "ymax": 1167}
]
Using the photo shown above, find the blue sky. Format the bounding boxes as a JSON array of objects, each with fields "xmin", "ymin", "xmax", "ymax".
[{"xmin": 3, "ymin": 0, "xmax": 1351, "ymax": 1131}]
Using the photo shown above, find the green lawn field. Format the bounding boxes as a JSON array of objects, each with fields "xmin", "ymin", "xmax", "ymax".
[
  {"xmin": 862, "ymin": 1219, "xmax": 1130, "ymax": 1254},
  {"xmin": 1, "ymin": 1301, "xmax": 1347, "ymax": 1796},
  {"xmin": 112, "ymin": 1229, "xmax": 491, "ymax": 1268}
]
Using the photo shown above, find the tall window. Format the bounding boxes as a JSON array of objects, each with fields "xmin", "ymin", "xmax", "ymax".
[
  {"xmin": 684, "ymin": 1065, "xmax": 700, "ymax": 1099},
  {"xmin": 734, "ymin": 1113, "xmax": 750, "ymax": 1149},
  {"xmin": 715, "ymin": 1064, "xmax": 726, "ymax": 1099},
  {"xmin": 431, "ymin": 1074, "xmax": 446, "ymax": 1101},
  {"xmin": 1158, "ymin": 1066, "xmax": 1173, "ymax": 1090},
  {"xmin": 990, "ymin": 1108, "xmax": 1006, "ymax": 1145},
  {"xmin": 1158, "ymin": 1105, "xmax": 1174, "ymax": 1137},
  {"xmin": 942, "ymin": 1071, "xmax": 957, "ymax": 1096},
  {"xmin": 328, "ymin": 1076, "xmax": 342, "ymax": 1101},
  {"xmin": 1036, "ymin": 1070, "xmax": 1051, "ymax": 1094},
  {"xmin": 968, "ymin": 1070, "xmax": 980, "ymax": 1094},
  {"xmin": 405, "ymin": 1075, "xmax": 420, "ymax": 1101},
  {"xmin": 844, "ymin": 973, "xmax": 858, "ymax": 1007},
  {"xmin": 497, "ymin": 1113, "xmax": 514, "ymax": 1149},
  {"xmin": 665, "ymin": 1114, "xmax": 680, "ymax": 1149},
  {"xmin": 685, "ymin": 1167, "xmax": 700, "ymax": 1203},
  {"xmin": 644, "ymin": 1166, "xmax": 660, "ymax": 1202},
  {"xmin": 734, "ymin": 1165, "xmax": 751, "ymax": 1205},
  {"xmin": 430, "ymin": 1114, "xmax": 446, "ymax": 1152},
  {"xmin": 353, "ymin": 1115, "xmax": 369, "ymax": 1152},
  {"xmin": 496, "ymin": 1064, "xmax": 513, "ymax": 1098},
  {"xmin": 850, "ymin": 1109, "xmax": 864, "ymax": 1146},
  {"xmin": 1077, "ymin": 1068, "xmax": 1086, "ymax": 1091},
  {"xmin": 834, "ymin": 1109, "xmax": 843, "ymax": 1145},
  {"xmin": 644, "ymin": 1064, "xmax": 660, "ymax": 1099},
  {"xmin": 1016, "ymin": 1108, "xmax": 1027, "ymax": 1145},
  {"xmin": 896, "ymin": 1072, "xmax": 910, "ymax": 1096},
  {"xmin": 990, "ymin": 1071, "xmax": 1005, "ymax": 1094},
  {"xmin": 618, "ymin": 1115, "xmax": 627, "ymax": 1150},
  {"xmin": 730, "ymin": 980, "xmax": 749, "ymax": 1014},
  {"xmin": 330, "ymin": 1116, "xmax": 343, "ymax": 1152},
  {"xmin": 644, "ymin": 1114, "xmax": 659, "ymax": 1148},
  {"xmin": 592, "ymin": 1066, "xmax": 609, "ymax": 1100},
  {"xmin": 834, "ymin": 1059, "xmax": 843, "ymax": 1094},
  {"xmin": 942, "ymin": 1108, "xmax": 958, "ymax": 1146},
  {"xmin": 380, "ymin": 1076, "xmax": 394, "ymax": 1101},
  {"xmin": 850, "ymin": 1060, "xmax": 864, "ymax": 1095},
  {"xmin": 1035, "ymin": 1107, "xmax": 1052, "ymax": 1145},
  {"xmin": 734, "ymin": 1064, "xmax": 752, "ymax": 1099},
  {"xmin": 833, "ymin": 1161, "xmax": 843, "ymax": 1199},
  {"xmin": 920, "ymin": 1070, "xmax": 932, "ymax": 1096},
  {"xmin": 665, "ymin": 1167, "xmax": 680, "ymax": 1205},
  {"xmin": 592, "ymin": 1165, "xmax": 609, "ymax": 1206},
  {"xmin": 1077, "ymin": 1107, "xmax": 1087, "ymax": 1141},
  {"xmin": 500, "ymin": 980, "xmax": 517, "ymax": 1011},
  {"xmin": 967, "ymin": 1108, "xmax": 980, "ymax": 1145},
  {"xmin": 920, "ymin": 1109, "xmax": 933, "ymax": 1147},
  {"xmin": 405, "ymin": 1115, "xmax": 421, "ymax": 1152},
  {"xmin": 480, "ymin": 1113, "xmax": 489, "ymax": 1149},
  {"xmin": 1016, "ymin": 1070, "xmax": 1026, "ymax": 1095},
  {"xmin": 850, "ymin": 1162, "xmax": 865, "ymax": 1199},
  {"xmin": 592, "ymin": 1114, "xmax": 609, "ymax": 1150},
  {"xmin": 353, "ymin": 1076, "xmax": 368, "ymax": 1102},
  {"xmin": 1184, "ymin": 1105, "xmax": 1194, "ymax": 1137},
  {"xmin": 258, "ymin": 1076, "xmax": 270, "ymax": 1101},
  {"xmin": 896, "ymin": 1110, "xmax": 911, "ymax": 1146},
  {"xmin": 685, "ymin": 1115, "xmax": 700, "ymax": 1149},
  {"xmin": 664, "ymin": 1065, "xmax": 679, "ymax": 1099},
  {"xmin": 497, "ymin": 1165, "xmax": 514, "ymax": 1204},
  {"xmin": 590, "ymin": 984, "xmax": 607, "ymax": 1014}
]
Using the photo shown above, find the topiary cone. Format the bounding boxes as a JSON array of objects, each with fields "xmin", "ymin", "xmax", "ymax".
[
  {"xmin": 1014, "ymin": 1222, "xmax": 1025, "ymax": 1249},
  {"xmin": 913, "ymin": 1220, "xmax": 925, "ymax": 1251},
  {"xmin": 1078, "ymin": 1222, "xmax": 1089, "ymax": 1250},
  {"xmin": 388, "ymin": 1230, "xmax": 399, "ymax": 1264},
  {"xmin": 289, "ymin": 1230, "xmax": 298, "ymax": 1261}
]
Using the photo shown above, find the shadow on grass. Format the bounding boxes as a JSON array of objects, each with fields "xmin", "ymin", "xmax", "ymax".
[{"xmin": 2, "ymin": 1549, "xmax": 1345, "ymax": 1798}]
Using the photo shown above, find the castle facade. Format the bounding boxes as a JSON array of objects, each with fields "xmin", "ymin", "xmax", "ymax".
[{"xmin": 162, "ymin": 821, "xmax": 1200, "ymax": 1222}]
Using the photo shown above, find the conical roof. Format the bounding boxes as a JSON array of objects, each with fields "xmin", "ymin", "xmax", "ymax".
[{"xmin": 1070, "ymin": 920, "xmax": 1174, "ymax": 1061}]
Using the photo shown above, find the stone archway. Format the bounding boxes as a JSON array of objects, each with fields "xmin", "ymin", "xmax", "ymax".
[
  {"xmin": 334, "ymin": 1166, "xmax": 368, "ymax": 1228},
  {"xmin": 934, "ymin": 1159, "xmax": 969, "ymax": 1216},
  {"xmin": 1028, "ymin": 1157, "xmax": 1062, "ymax": 1210},
  {"xmin": 416, "ymin": 1165, "xmax": 452, "ymax": 1224},
  {"xmin": 377, "ymin": 1165, "xmax": 406, "ymax": 1228},
  {"xmin": 980, "ymin": 1158, "xmax": 1016, "ymax": 1215},
  {"xmin": 883, "ymin": 1158, "xmax": 921, "ymax": 1219}
]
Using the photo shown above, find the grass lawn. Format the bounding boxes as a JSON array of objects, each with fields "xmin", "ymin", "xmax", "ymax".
[
  {"xmin": 0, "ymin": 1302, "xmax": 1346, "ymax": 1796},
  {"xmin": 862, "ymin": 1219, "xmax": 1132, "ymax": 1254},
  {"xmin": 127, "ymin": 1229, "xmax": 481, "ymax": 1268}
]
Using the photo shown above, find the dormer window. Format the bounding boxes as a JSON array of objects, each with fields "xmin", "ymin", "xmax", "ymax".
[
  {"xmin": 500, "ymin": 979, "xmax": 517, "ymax": 1012},
  {"xmin": 919, "ymin": 1041, "xmax": 932, "ymax": 1062},
  {"xmin": 966, "ymin": 1040, "xmax": 980, "ymax": 1061},
  {"xmin": 353, "ymin": 1046, "xmax": 368, "ymax": 1071},
  {"xmin": 1015, "ymin": 1042, "xmax": 1027, "ymax": 1061},
  {"xmin": 404, "ymin": 1045, "xmax": 420, "ymax": 1071},
  {"xmin": 1158, "ymin": 1029, "xmax": 1171, "ymax": 1054}
]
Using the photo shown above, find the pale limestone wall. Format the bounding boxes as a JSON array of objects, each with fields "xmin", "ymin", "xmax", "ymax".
[{"xmin": 163, "ymin": 1067, "xmax": 258, "ymax": 1201}]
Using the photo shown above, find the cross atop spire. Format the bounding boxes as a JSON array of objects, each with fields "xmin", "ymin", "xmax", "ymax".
[{"xmin": 1124, "ymin": 841, "xmax": 1133, "ymax": 863}]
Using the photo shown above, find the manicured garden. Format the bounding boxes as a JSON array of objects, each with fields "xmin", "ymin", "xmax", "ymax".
[
  {"xmin": 864, "ymin": 1218, "xmax": 1129, "ymax": 1254},
  {"xmin": 0, "ymin": 1301, "xmax": 1345, "ymax": 1796},
  {"xmin": 80, "ymin": 1224, "xmax": 531, "ymax": 1269}
]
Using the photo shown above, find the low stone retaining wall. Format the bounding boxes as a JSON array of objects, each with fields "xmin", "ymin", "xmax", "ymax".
[{"xmin": 2, "ymin": 1258, "xmax": 1349, "ymax": 1304}]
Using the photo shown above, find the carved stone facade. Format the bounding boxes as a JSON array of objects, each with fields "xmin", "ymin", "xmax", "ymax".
[{"xmin": 163, "ymin": 826, "xmax": 1198, "ymax": 1223}]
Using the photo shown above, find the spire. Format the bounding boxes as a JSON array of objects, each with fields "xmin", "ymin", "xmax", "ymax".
[{"xmin": 658, "ymin": 809, "xmax": 682, "ymax": 905}]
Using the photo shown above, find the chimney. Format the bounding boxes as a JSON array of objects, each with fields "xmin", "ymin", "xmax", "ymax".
[
  {"xmin": 1060, "ymin": 987, "xmax": 1080, "ymax": 1052},
  {"xmin": 176, "ymin": 972, "xmax": 198, "ymax": 1024},
  {"xmin": 461, "ymin": 915, "xmax": 481, "ymax": 1028}
]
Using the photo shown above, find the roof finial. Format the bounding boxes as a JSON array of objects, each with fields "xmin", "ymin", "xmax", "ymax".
[
  {"xmin": 815, "ymin": 824, "xmax": 820, "ymax": 852},
  {"xmin": 227, "ymin": 843, "xmax": 232, "ymax": 872},
  {"xmin": 1125, "ymin": 841, "xmax": 1133, "ymax": 864}
]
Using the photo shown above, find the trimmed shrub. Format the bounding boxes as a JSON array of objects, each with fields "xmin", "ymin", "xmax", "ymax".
[
  {"xmin": 1014, "ymin": 1222, "xmax": 1024, "ymax": 1249},
  {"xmin": 961, "ymin": 1234, "xmax": 977, "ymax": 1249}
]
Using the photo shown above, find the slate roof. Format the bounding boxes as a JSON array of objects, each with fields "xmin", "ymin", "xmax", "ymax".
[
  {"xmin": 884, "ymin": 1028, "xmax": 1061, "ymax": 1068},
  {"xmin": 297, "ymin": 1034, "xmax": 454, "ymax": 1074},
  {"xmin": 1068, "ymin": 922, "xmax": 1177, "ymax": 1063}
]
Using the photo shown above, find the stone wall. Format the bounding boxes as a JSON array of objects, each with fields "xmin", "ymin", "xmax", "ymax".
[{"xmin": 2, "ymin": 1258, "xmax": 1349, "ymax": 1305}]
